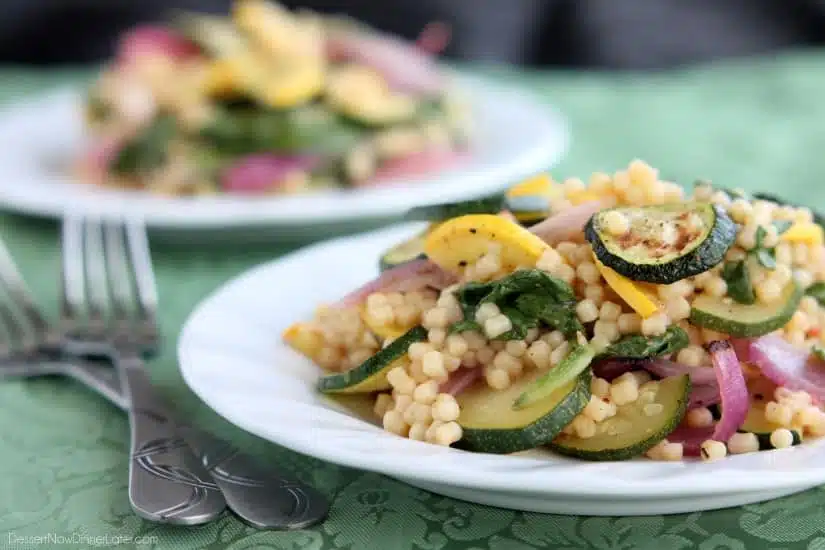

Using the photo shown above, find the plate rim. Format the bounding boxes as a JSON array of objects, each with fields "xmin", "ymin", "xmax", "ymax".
[
  {"xmin": 0, "ymin": 73, "xmax": 569, "ymax": 229},
  {"xmin": 178, "ymin": 223, "xmax": 825, "ymax": 501}
]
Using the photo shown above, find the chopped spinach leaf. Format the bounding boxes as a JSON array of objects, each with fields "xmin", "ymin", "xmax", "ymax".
[
  {"xmin": 598, "ymin": 326, "xmax": 689, "ymax": 360},
  {"xmin": 749, "ymin": 225, "xmax": 778, "ymax": 270},
  {"xmin": 722, "ymin": 260, "xmax": 756, "ymax": 304},
  {"xmin": 112, "ymin": 116, "xmax": 176, "ymax": 175},
  {"xmin": 813, "ymin": 345, "xmax": 825, "ymax": 362},
  {"xmin": 450, "ymin": 270, "xmax": 582, "ymax": 339},
  {"xmin": 806, "ymin": 282, "xmax": 825, "ymax": 306}
]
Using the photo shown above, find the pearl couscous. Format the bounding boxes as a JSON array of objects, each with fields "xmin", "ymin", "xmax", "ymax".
[{"xmin": 286, "ymin": 160, "xmax": 825, "ymax": 461}]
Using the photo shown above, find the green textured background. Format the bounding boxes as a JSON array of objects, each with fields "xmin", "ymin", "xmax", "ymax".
[{"xmin": 3, "ymin": 54, "xmax": 825, "ymax": 549}]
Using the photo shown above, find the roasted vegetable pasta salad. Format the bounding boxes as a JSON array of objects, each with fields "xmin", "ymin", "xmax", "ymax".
[
  {"xmin": 80, "ymin": 0, "xmax": 469, "ymax": 196},
  {"xmin": 284, "ymin": 160, "xmax": 825, "ymax": 461}
]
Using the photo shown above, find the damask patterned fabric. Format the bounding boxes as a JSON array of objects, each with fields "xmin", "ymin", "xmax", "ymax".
[{"xmin": 3, "ymin": 55, "xmax": 825, "ymax": 549}]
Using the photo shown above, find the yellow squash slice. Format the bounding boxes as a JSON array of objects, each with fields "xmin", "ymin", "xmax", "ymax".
[
  {"xmin": 507, "ymin": 173, "xmax": 563, "ymax": 201},
  {"xmin": 594, "ymin": 256, "xmax": 661, "ymax": 318},
  {"xmin": 424, "ymin": 214, "xmax": 549, "ymax": 274},
  {"xmin": 781, "ymin": 222, "xmax": 824, "ymax": 246}
]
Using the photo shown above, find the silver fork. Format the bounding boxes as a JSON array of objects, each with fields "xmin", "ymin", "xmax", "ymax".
[
  {"xmin": 60, "ymin": 214, "xmax": 227, "ymax": 525},
  {"xmin": 59, "ymin": 216, "xmax": 328, "ymax": 529}
]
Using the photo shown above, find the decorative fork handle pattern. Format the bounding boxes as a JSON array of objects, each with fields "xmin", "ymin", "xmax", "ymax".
[
  {"xmin": 116, "ymin": 353, "xmax": 227, "ymax": 525},
  {"xmin": 61, "ymin": 359, "xmax": 329, "ymax": 529}
]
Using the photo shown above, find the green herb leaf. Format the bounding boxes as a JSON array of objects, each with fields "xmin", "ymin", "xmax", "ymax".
[
  {"xmin": 773, "ymin": 220, "xmax": 793, "ymax": 236},
  {"xmin": 112, "ymin": 115, "xmax": 177, "ymax": 175},
  {"xmin": 806, "ymin": 282, "xmax": 825, "ymax": 306},
  {"xmin": 756, "ymin": 248, "xmax": 777, "ymax": 270},
  {"xmin": 450, "ymin": 270, "xmax": 582, "ymax": 338},
  {"xmin": 448, "ymin": 319, "xmax": 481, "ymax": 335},
  {"xmin": 598, "ymin": 326, "xmax": 690, "ymax": 360},
  {"xmin": 754, "ymin": 226, "xmax": 767, "ymax": 250},
  {"xmin": 813, "ymin": 345, "xmax": 825, "ymax": 362},
  {"xmin": 721, "ymin": 260, "xmax": 756, "ymax": 304}
]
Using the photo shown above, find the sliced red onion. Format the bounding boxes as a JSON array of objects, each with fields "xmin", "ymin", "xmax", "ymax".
[
  {"xmin": 670, "ymin": 340, "xmax": 748, "ymax": 456},
  {"xmin": 221, "ymin": 154, "xmax": 318, "ymax": 194},
  {"xmin": 592, "ymin": 358, "xmax": 640, "ymax": 382},
  {"xmin": 325, "ymin": 28, "xmax": 444, "ymax": 94},
  {"xmin": 687, "ymin": 383, "xmax": 721, "ymax": 410},
  {"xmin": 336, "ymin": 259, "xmax": 456, "ymax": 308},
  {"xmin": 644, "ymin": 358, "xmax": 718, "ymax": 386},
  {"xmin": 746, "ymin": 334, "xmax": 825, "ymax": 402},
  {"xmin": 528, "ymin": 201, "xmax": 606, "ymax": 245},
  {"xmin": 81, "ymin": 135, "xmax": 124, "ymax": 178},
  {"xmin": 440, "ymin": 366, "xmax": 481, "ymax": 396},
  {"xmin": 117, "ymin": 25, "xmax": 201, "ymax": 65},
  {"xmin": 362, "ymin": 149, "xmax": 466, "ymax": 186}
]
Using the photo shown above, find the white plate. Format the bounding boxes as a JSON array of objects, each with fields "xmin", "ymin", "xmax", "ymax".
[
  {"xmin": 0, "ymin": 75, "xmax": 567, "ymax": 238},
  {"xmin": 178, "ymin": 224, "xmax": 825, "ymax": 515}
]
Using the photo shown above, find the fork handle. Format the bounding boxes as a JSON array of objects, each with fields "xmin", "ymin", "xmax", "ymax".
[
  {"xmin": 69, "ymin": 359, "xmax": 329, "ymax": 529},
  {"xmin": 117, "ymin": 354, "xmax": 226, "ymax": 525},
  {"xmin": 179, "ymin": 425, "xmax": 329, "ymax": 530}
]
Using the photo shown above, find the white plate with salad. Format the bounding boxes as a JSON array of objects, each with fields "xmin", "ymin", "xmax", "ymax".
[
  {"xmin": 180, "ymin": 162, "xmax": 825, "ymax": 515},
  {"xmin": 0, "ymin": 1, "xmax": 567, "ymax": 236}
]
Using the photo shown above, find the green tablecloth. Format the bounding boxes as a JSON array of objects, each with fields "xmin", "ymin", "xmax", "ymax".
[{"xmin": 4, "ymin": 53, "xmax": 825, "ymax": 549}]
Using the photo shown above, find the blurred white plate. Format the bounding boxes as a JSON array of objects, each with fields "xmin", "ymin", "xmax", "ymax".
[
  {"xmin": 0, "ymin": 75, "xmax": 567, "ymax": 238},
  {"xmin": 178, "ymin": 223, "xmax": 825, "ymax": 515}
]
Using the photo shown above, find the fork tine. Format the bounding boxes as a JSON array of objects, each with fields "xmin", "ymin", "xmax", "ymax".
[
  {"xmin": 103, "ymin": 222, "xmax": 133, "ymax": 319},
  {"xmin": 125, "ymin": 218, "xmax": 158, "ymax": 319},
  {"xmin": 61, "ymin": 214, "xmax": 87, "ymax": 325},
  {"xmin": 0, "ymin": 235, "xmax": 50, "ymax": 335},
  {"xmin": 82, "ymin": 217, "xmax": 110, "ymax": 326}
]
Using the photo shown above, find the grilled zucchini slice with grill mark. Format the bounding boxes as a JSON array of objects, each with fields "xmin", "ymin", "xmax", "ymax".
[{"xmin": 585, "ymin": 202, "xmax": 736, "ymax": 284}]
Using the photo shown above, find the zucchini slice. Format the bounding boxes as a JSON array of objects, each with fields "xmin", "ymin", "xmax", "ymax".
[
  {"xmin": 689, "ymin": 281, "xmax": 802, "ymax": 337},
  {"xmin": 317, "ymin": 326, "xmax": 426, "ymax": 394},
  {"xmin": 405, "ymin": 195, "xmax": 550, "ymax": 225},
  {"xmin": 585, "ymin": 202, "xmax": 736, "ymax": 284},
  {"xmin": 456, "ymin": 369, "xmax": 591, "ymax": 454},
  {"xmin": 739, "ymin": 401, "xmax": 802, "ymax": 449},
  {"xmin": 379, "ymin": 230, "xmax": 428, "ymax": 272},
  {"xmin": 548, "ymin": 374, "xmax": 691, "ymax": 461},
  {"xmin": 513, "ymin": 344, "xmax": 595, "ymax": 409}
]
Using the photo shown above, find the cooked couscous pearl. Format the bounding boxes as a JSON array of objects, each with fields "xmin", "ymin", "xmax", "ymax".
[
  {"xmin": 408, "ymin": 342, "xmax": 434, "ymax": 362},
  {"xmin": 610, "ymin": 373, "xmax": 640, "ymax": 406},
  {"xmin": 445, "ymin": 334, "xmax": 469, "ymax": 357},
  {"xmin": 700, "ymin": 440, "xmax": 727, "ymax": 461},
  {"xmin": 583, "ymin": 395, "xmax": 617, "ymax": 422},
  {"xmin": 374, "ymin": 393, "xmax": 394, "ymax": 418},
  {"xmin": 770, "ymin": 428, "xmax": 795, "ymax": 449},
  {"xmin": 505, "ymin": 340, "xmax": 527, "ymax": 358},
  {"xmin": 383, "ymin": 410, "xmax": 408, "ymax": 436},
  {"xmin": 602, "ymin": 210, "xmax": 630, "ymax": 236},
  {"xmin": 686, "ymin": 407, "xmax": 715, "ymax": 428},
  {"xmin": 422, "ymin": 351, "xmax": 448, "ymax": 380},
  {"xmin": 434, "ymin": 421, "xmax": 463, "ymax": 446},
  {"xmin": 575, "ymin": 299, "xmax": 599, "ymax": 323},
  {"xmin": 765, "ymin": 401, "xmax": 793, "ymax": 426},
  {"xmin": 571, "ymin": 416, "xmax": 597, "ymax": 439},
  {"xmin": 526, "ymin": 340, "xmax": 552, "ymax": 369},
  {"xmin": 727, "ymin": 432, "xmax": 760, "ymax": 454},
  {"xmin": 475, "ymin": 302, "xmax": 501, "ymax": 324},
  {"xmin": 641, "ymin": 312, "xmax": 669, "ymax": 336},
  {"xmin": 493, "ymin": 351, "xmax": 523, "ymax": 376},
  {"xmin": 550, "ymin": 341, "xmax": 570, "ymax": 366},
  {"xmin": 584, "ymin": 285, "xmax": 605, "ymax": 306},
  {"xmin": 577, "ymin": 262, "xmax": 601, "ymax": 284},
  {"xmin": 676, "ymin": 345, "xmax": 706, "ymax": 368},
  {"xmin": 617, "ymin": 313, "xmax": 642, "ymax": 334},
  {"xmin": 408, "ymin": 422, "xmax": 428, "ymax": 441},
  {"xmin": 659, "ymin": 442, "xmax": 684, "ymax": 461},
  {"xmin": 599, "ymin": 301, "xmax": 622, "ymax": 322},
  {"xmin": 428, "ymin": 328, "xmax": 447, "ymax": 347},
  {"xmin": 591, "ymin": 377, "xmax": 610, "ymax": 399},
  {"xmin": 484, "ymin": 315, "xmax": 513, "ymax": 339},
  {"xmin": 387, "ymin": 366, "xmax": 416, "ymax": 394},
  {"xmin": 544, "ymin": 331, "xmax": 566, "ymax": 348},
  {"xmin": 485, "ymin": 367, "xmax": 510, "ymax": 390},
  {"xmin": 432, "ymin": 394, "xmax": 461, "ymax": 422},
  {"xmin": 413, "ymin": 380, "xmax": 439, "ymax": 405}
]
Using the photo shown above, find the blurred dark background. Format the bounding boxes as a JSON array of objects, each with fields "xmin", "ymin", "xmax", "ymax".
[{"xmin": 2, "ymin": 0, "xmax": 825, "ymax": 69}]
